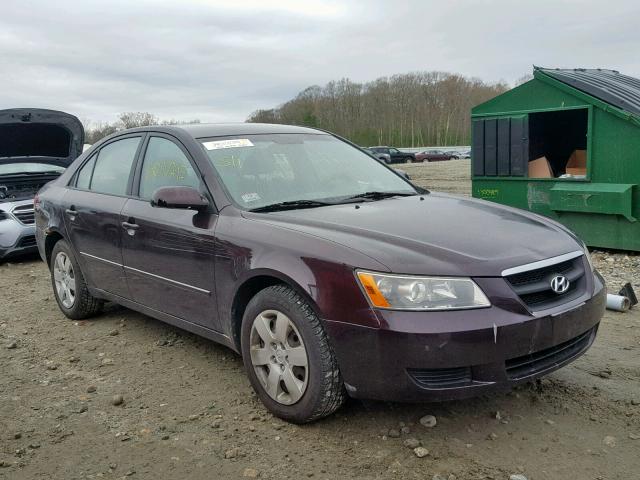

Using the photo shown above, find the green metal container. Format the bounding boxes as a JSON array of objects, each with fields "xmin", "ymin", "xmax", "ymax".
[{"xmin": 471, "ymin": 67, "xmax": 640, "ymax": 251}]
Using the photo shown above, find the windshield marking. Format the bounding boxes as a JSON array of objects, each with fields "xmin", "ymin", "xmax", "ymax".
[
  {"xmin": 241, "ymin": 192, "xmax": 261, "ymax": 203},
  {"xmin": 202, "ymin": 139, "xmax": 254, "ymax": 150}
]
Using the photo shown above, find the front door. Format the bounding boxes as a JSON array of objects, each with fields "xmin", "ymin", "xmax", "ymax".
[
  {"xmin": 120, "ymin": 135, "xmax": 219, "ymax": 330},
  {"xmin": 63, "ymin": 135, "xmax": 143, "ymax": 298}
]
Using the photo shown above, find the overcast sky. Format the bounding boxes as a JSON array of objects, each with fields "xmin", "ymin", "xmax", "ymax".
[{"xmin": 2, "ymin": 0, "xmax": 639, "ymax": 125}]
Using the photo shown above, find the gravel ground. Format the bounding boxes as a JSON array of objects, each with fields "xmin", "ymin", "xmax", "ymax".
[{"xmin": 1, "ymin": 160, "xmax": 639, "ymax": 479}]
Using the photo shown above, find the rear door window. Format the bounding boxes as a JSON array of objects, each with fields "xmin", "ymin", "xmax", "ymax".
[
  {"xmin": 90, "ymin": 137, "xmax": 141, "ymax": 195},
  {"xmin": 138, "ymin": 137, "xmax": 201, "ymax": 199}
]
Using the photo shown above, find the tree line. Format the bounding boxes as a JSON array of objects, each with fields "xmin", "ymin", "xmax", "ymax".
[
  {"xmin": 247, "ymin": 71, "xmax": 509, "ymax": 147},
  {"xmin": 84, "ymin": 112, "xmax": 201, "ymax": 144}
]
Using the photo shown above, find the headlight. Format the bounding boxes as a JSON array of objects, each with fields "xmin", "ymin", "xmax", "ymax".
[{"xmin": 356, "ymin": 270, "xmax": 491, "ymax": 311}]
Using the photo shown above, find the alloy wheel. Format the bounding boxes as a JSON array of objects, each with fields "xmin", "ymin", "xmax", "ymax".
[
  {"xmin": 249, "ymin": 309, "xmax": 309, "ymax": 405},
  {"xmin": 53, "ymin": 252, "xmax": 76, "ymax": 308}
]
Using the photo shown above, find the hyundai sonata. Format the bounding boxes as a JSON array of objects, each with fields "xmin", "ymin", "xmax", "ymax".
[{"xmin": 35, "ymin": 123, "xmax": 605, "ymax": 423}]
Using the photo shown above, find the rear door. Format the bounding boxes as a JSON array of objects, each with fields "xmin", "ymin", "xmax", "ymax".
[
  {"xmin": 120, "ymin": 134, "xmax": 219, "ymax": 330},
  {"xmin": 63, "ymin": 134, "xmax": 143, "ymax": 298}
]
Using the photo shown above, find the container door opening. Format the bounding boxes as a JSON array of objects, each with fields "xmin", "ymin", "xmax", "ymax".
[{"xmin": 528, "ymin": 108, "xmax": 588, "ymax": 178}]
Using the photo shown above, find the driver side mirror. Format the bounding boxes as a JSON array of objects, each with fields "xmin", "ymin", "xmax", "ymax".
[{"xmin": 150, "ymin": 186, "xmax": 209, "ymax": 212}]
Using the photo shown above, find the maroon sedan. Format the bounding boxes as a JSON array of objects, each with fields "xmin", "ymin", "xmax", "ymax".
[
  {"xmin": 415, "ymin": 149, "xmax": 457, "ymax": 162},
  {"xmin": 35, "ymin": 124, "xmax": 605, "ymax": 423}
]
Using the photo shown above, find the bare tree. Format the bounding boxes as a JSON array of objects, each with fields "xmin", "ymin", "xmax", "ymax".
[
  {"xmin": 515, "ymin": 73, "xmax": 534, "ymax": 86},
  {"xmin": 83, "ymin": 113, "xmax": 201, "ymax": 144},
  {"xmin": 84, "ymin": 122, "xmax": 118, "ymax": 144},
  {"xmin": 117, "ymin": 112, "xmax": 159, "ymax": 129}
]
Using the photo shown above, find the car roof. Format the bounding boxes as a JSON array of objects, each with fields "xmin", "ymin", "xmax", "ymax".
[{"xmin": 128, "ymin": 123, "xmax": 327, "ymax": 139}]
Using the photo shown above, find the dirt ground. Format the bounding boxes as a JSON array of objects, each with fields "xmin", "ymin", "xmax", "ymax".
[{"xmin": 1, "ymin": 160, "xmax": 639, "ymax": 480}]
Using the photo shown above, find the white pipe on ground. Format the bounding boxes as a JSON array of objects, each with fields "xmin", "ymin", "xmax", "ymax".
[{"xmin": 606, "ymin": 294, "xmax": 631, "ymax": 312}]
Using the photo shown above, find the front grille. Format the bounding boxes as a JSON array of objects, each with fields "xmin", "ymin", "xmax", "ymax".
[
  {"xmin": 12, "ymin": 204, "xmax": 35, "ymax": 225},
  {"xmin": 17, "ymin": 235, "xmax": 37, "ymax": 248},
  {"xmin": 505, "ymin": 327, "xmax": 594, "ymax": 380},
  {"xmin": 505, "ymin": 255, "xmax": 586, "ymax": 310},
  {"xmin": 408, "ymin": 367, "xmax": 472, "ymax": 389}
]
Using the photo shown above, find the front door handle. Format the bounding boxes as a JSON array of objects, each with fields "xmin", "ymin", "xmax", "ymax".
[
  {"xmin": 65, "ymin": 207, "xmax": 78, "ymax": 221},
  {"xmin": 121, "ymin": 221, "xmax": 139, "ymax": 236}
]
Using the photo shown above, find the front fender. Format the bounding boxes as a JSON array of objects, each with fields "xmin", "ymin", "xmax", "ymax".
[{"xmin": 214, "ymin": 213, "xmax": 383, "ymax": 341}]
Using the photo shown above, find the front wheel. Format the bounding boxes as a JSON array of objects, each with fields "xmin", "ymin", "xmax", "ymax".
[
  {"xmin": 50, "ymin": 240, "xmax": 103, "ymax": 319},
  {"xmin": 241, "ymin": 285, "xmax": 346, "ymax": 423},
  {"xmin": 405, "ymin": 157, "xmax": 412, "ymax": 163}
]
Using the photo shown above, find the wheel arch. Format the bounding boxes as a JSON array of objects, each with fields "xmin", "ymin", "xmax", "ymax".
[
  {"xmin": 229, "ymin": 269, "xmax": 322, "ymax": 352},
  {"xmin": 44, "ymin": 230, "xmax": 65, "ymax": 268}
]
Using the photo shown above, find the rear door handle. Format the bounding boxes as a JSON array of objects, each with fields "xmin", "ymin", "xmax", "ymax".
[{"xmin": 121, "ymin": 221, "xmax": 139, "ymax": 236}]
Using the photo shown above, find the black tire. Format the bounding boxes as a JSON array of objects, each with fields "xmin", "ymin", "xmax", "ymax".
[
  {"xmin": 405, "ymin": 157, "xmax": 412, "ymax": 163},
  {"xmin": 50, "ymin": 240, "xmax": 103, "ymax": 320},
  {"xmin": 241, "ymin": 285, "xmax": 346, "ymax": 423}
]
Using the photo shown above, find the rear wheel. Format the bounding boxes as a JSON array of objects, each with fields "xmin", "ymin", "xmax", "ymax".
[
  {"xmin": 50, "ymin": 240, "xmax": 103, "ymax": 319},
  {"xmin": 241, "ymin": 285, "xmax": 346, "ymax": 423}
]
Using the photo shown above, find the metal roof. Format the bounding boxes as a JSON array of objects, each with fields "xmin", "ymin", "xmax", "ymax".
[{"xmin": 535, "ymin": 67, "xmax": 640, "ymax": 117}]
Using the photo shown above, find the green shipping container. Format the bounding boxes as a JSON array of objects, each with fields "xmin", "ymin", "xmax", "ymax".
[{"xmin": 471, "ymin": 67, "xmax": 640, "ymax": 251}]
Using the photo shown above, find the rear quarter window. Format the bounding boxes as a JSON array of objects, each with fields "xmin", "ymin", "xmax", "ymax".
[{"xmin": 74, "ymin": 154, "xmax": 97, "ymax": 190}]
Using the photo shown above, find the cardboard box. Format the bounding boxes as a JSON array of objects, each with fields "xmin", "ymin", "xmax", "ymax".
[
  {"xmin": 566, "ymin": 149, "xmax": 586, "ymax": 176},
  {"xmin": 528, "ymin": 156, "xmax": 553, "ymax": 178}
]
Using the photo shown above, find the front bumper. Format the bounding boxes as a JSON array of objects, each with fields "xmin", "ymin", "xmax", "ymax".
[
  {"xmin": 325, "ymin": 271, "xmax": 606, "ymax": 402},
  {"xmin": 0, "ymin": 200, "xmax": 37, "ymax": 260}
]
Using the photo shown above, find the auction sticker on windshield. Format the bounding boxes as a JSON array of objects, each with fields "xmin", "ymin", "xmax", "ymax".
[
  {"xmin": 241, "ymin": 192, "xmax": 261, "ymax": 203},
  {"xmin": 202, "ymin": 139, "xmax": 254, "ymax": 150}
]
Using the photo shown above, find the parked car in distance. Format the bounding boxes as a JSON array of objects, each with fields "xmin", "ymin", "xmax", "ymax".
[
  {"xmin": 362, "ymin": 147, "xmax": 411, "ymax": 180},
  {"xmin": 36, "ymin": 123, "xmax": 605, "ymax": 423},
  {"xmin": 368, "ymin": 146, "xmax": 416, "ymax": 164},
  {"xmin": 415, "ymin": 149, "xmax": 457, "ymax": 162},
  {"xmin": 0, "ymin": 108, "xmax": 84, "ymax": 261},
  {"xmin": 362, "ymin": 147, "xmax": 391, "ymax": 164}
]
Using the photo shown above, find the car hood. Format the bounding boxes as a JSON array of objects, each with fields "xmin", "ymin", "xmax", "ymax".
[
  {"xmin": 0, "ymin": 108, "xmax": 84, "ymax": 168},
  {"xmin": 242, "ymin": 193, "xmax": 583, "ymax": 277}
]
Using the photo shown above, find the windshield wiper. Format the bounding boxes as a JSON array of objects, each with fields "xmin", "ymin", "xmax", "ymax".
[
  {"xmin": 342, "ymin": 191, "xmax": 416, "ymax": 202},
  {"xmin": 249, "ymin": 199, "xmax": 334, "ymax": 213}
]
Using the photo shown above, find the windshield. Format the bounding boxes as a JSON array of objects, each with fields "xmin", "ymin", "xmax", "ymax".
[
  {"xmin": 200, "ymin": 134, "xmax": 416, "ymax": 210},
  {"xmin": 0, "ymin": 163, "xmax": 65, "ymax": 175}
]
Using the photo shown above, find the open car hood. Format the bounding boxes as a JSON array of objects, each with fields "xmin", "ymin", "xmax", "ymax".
[{"xmin": 0, "ymin": 108, "xmax": 84, "ymax": 168}]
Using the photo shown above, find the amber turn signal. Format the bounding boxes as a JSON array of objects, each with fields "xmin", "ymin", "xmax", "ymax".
[{"xmin": 356, "ymin": 272, "xmax": 391, "ymax": 308}]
